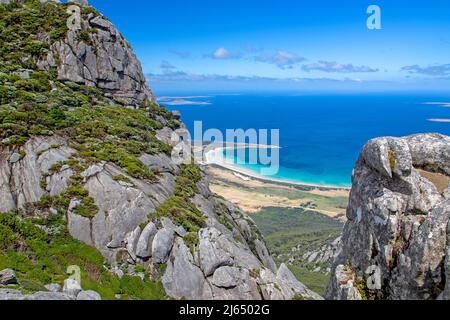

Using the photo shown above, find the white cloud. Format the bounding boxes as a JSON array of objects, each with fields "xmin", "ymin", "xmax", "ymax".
[
  {"xmin": 146, "ymin": 70, "xmax": 364, "ymax": 83},
  {"xmin": 302, "ymin": 61, "xmax": 379, "ymax": 73},
  {"xmin": 207, "ymin": 47, "xmax": 241, "ymax": 60},
  {"xmin": 401, "ymin": 64, "xmax": 450, "ymax": 76},
  {"xmin": 254, "ymin": 51, "xmax": 306, "ymax": 69}
]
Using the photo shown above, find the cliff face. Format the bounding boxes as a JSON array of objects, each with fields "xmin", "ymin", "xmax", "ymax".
[
  {"xmin": 327, "ymin": 134, "xmax": 450, "ymax": 300},
  {"xmin": 43, "ymin": 7, "xmax": 154, "ymax": 106},
  {"xmin": 0, "ymin": 0, "xmax": 319, "ymax": 300},
  {"xmin": 2, "ymin": 0, "xmax": 153, "ymax": 107}
]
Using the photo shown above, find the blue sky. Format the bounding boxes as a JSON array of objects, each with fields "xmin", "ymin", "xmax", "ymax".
[{"xmin": 89, "ymin": 0, "xmax": 450, "ymax": 94}]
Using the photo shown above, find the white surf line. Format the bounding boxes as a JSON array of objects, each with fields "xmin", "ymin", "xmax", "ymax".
[
  {"xmin": 422, "ymin": 102, "xmax": 450, "ymax": 108},
  {"xmin": 201, "ymin": 143, "xmax": 350, "ymax": 190}
]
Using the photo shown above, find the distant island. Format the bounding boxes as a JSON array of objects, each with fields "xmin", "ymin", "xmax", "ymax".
[{"xmin": 158, "ymin": 96, "xmax": 211, "ymax": 106}]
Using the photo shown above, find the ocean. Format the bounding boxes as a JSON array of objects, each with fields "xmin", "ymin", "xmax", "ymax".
[{"xmin": 163, "ymin": 93, "xmax": 450, "ymax": 187}]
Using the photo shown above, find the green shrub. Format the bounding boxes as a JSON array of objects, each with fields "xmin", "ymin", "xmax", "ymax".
[
  {"xmin": 76, "ymin": 30, "xmax": 92, "ymax": 45},
  {"xmin": 0, "ymin": 212, "xmax": 166, "ymax": 300},
  {"xmin": 151, "ymin": 163, "xmax": 206, "ymax": 249},
  {"xmin": 389, "ymin": 149, "xmax": 396, "ymax": 172},
  {"xmin": 0, "ymin": 224, "xmax": 17, "ymax": 250},
  {"xmin": 184, "ymin": 232, "xmax": 199, "ymax": 255},
  {"xmin": 118, "ymin": 275, "xmax": 167, "ymax": 300},
  {"xmin": 112, "ymin": 175, "xmax": 133, "ymax": 184}
]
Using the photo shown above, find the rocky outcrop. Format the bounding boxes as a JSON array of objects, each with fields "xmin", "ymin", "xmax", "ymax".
[
  {"xmin": 0, "ymin": 136, "xmax": 75, "ymax": 212},
  {"xmin": 0, "ymin": 134, "xmax": 321, "ymax": 300},
  {"xmin": 327, "ymin": 134, "xmax": 450, "ymax": 300},
  {"xmin": 34, "ymin": 0, "xmax": 155, "ymax": 107},
  {"xmin": 0, "ymin": 0, "xmax": 320, "ymax": 300},
  {"xmin": 295, "ymin": 237, "xmax": 341, "ymax": 273}
]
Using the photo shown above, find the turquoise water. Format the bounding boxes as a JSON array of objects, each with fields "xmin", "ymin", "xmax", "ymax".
[{"xmin": 164, "ymin": 93, "xmax": 450, "ymax": 187}]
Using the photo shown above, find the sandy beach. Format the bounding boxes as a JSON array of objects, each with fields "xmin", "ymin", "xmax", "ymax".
[{"xmin": 202, "ymin": 143, "xmax": 349, "ymax": 190}]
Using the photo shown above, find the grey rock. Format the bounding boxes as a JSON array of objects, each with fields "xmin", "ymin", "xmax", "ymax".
[
  {"xmin": 175, "ymin": 226, "xmax": 187, "ymax": 237},
  {"xmin": 254, "ymin": 239, "xmax": 278, "ymax": 273},
  {"xmin": 44, "ymin": 283, "xmax": 61, "ymax": 293},
  {"xmin": 162, "ymin": 238, "xmax": 213, "ymax": 300},
  {"xmin": 155, "ymin": 127, "xmax": 176, "ymax": 146},
  {"xmin": 77, "ymin": 290, "xmax": 102, "ymax": 300},
  {"xmin": 0, "ymin": 136, "xmax": 75, "ymax": 213},
  {"xmin": 210, "ymin": 267, "xmax": 261, "ymax": 300},
  {"xmin": 81, "ymin": 163, "xmax": 104, "ymax": 180},
  {"xmin": 198, "ymin": 229, "xmax": 234, "ymax": 276},
  {"xmin": 152, "ymin": 228, "xmax": 174, "ymax": 263},
  {"xmin": 0, "ymin": 287, "xmax": 73, "ymax": 300},
  {"xmin": 211, "ymin": 266, "xmax": 240, "ymax": 288},
  {"xmin": 161, "ymin": 217, "xmax": 176, "ymax": 231},
  {"xmin": 327, "ymin": 265, "xmax": 362, "ymax": 300},
  {"xmin": 139, "ymin": 153, "xmax": 179, "ymax": 174},
  {"xmin": 136, "ymin": 222, "xmax": 157, "ymax": 258},
  {"xmin": 9, "ymin": 153, "xmax": 21, "ymax": 164},
  {"xmin": 0, "ymin": 289, "xmax": 27, "ymax": 300},
  {"xmin": 198, "ymin": 227, "xmax": 260, "ymax": 277},
  {"xmin": 160, "ymin": 217, "xmax": 186, "ymax": 237},
  {"xmin": 46, "ymin": 166, "xmax": 73, "ymax": 196},
  {"xmin": 113, "ymin": 267, "xmax": 124, "ymax": 279},
  {"xmin": 29, "ymin": 292, "xmax": 73, "ymax": 300},
  {"xmin": 0, "ymin": 269, "xmax": 17, "ymax": 285},
  {"xmin": 67, "ymin": 203, "xmax": 93, "ymax": 246},
  {"xmin": 442, "ymin": 220, "xmax": 450, "ymax": 299},
  {"xmin": 125, "ymin": 226, "xmax": 141, "ymax": 261},
  {"xmin": 70, "ymin": 161, "xmax": 175, "ymax": 261},
  {"xmin": 405, "ymin": 134, "xmax": 450, "ymax": 175}
]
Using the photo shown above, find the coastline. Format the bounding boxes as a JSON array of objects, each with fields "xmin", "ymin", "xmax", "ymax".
[{"xmin": 201, "ymin": 144, "xmax": 351, "ymax": 191}]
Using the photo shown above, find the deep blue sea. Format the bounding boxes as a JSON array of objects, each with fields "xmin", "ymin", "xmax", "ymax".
[{"xmin": 164, "ymin": 93, "xmax": 450, "ymax": 187}]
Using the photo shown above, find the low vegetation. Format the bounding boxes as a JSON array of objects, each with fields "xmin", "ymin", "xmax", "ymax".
[
  {"xmin": 0, "ymin": 212, "xmax": 167, "ymax": 299},
  {"xmin": 253, "ymin": 207, "xmax": 343, "ymax": 296},
  {"xmin": 0, "ymin": 0, "xmax": 69, "ymax": 73},
  {"xmin": 36, "ymin": 158, "xmax": 99, "ymax": 219},
  {"xmin": 149, "ymin": 164, "xmax": 206, "ymax": 252},
  {"xmin": 0, "ymin": 67, "xmax": 170, "ymax": 179},
  {"xmin": 288, "ymin": 265, "xmax": 331, "ymax": 296}
]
